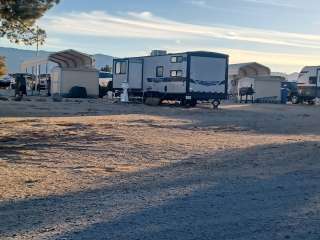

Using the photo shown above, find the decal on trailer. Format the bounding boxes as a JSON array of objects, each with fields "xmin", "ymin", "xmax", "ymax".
[
  {"xmin": 147, "ymin": 77, "xmax": 187, "ymax": 83},
  {"xmin": 190, "ymin": 79, "xmax": 225, "ymax": 86}
]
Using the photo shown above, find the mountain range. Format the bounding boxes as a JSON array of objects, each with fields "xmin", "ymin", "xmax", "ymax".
[{"xmin": 0, "ymin": 47, "xmax": 114, "ymax": 73}]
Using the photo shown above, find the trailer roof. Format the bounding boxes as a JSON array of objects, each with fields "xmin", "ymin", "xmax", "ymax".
[{"xmin": 115, "ymin": 51, "xmax": 228, "ymax": 60}]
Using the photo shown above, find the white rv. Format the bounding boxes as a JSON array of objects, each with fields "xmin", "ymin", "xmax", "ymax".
[
  {"xmin": 113, "ymin": 51, "xmax": 229, "ymax": 107},
  {"xmin": 296, "ymin": 66, "xmax": 320, "ymax": 103}
]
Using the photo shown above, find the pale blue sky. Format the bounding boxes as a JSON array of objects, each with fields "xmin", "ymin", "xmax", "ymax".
[{"xmin": 2, "ymin": 0, "xmax": 320, "ymax": 73}]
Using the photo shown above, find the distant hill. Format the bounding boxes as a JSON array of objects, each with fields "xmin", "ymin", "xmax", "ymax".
[
  {"xmin": 93, "ymin": 54, "xmax": 114, "ymax": 70},
  {"xmin": 287, "ymin": 72, "xmax": 299, "ymax": 82},
  {"xmin": 0, "ymin": 47, "xmax": 114, "ymax": 73}
]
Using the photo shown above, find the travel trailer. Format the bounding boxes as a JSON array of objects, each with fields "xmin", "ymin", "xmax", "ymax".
[
  {"xmin": 113, "ymin": 51, "xmax": 229, "ymax": 107},
  {"xmin": 296, "ymin": 66, "xmax": 320, "ymax": 103}
]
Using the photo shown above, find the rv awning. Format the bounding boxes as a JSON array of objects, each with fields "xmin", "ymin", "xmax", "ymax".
[{"xmin": 48, "ymin": 49, "xmax": 94, "ymax": 68}]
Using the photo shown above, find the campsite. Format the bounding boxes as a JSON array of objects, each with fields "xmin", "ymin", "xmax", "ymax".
[
  {"xmin": 2, "ymin": 0, "xmax": 320, "ymax": 239},
  {"xmin": 1, "ymin": 99, "xmax": 320, "ymax": 239}
]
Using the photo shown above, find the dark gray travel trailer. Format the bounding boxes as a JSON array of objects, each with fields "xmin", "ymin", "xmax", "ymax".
[{"xmin": 113, "ymin": 51, "xmax": 229, "ymax": 107}]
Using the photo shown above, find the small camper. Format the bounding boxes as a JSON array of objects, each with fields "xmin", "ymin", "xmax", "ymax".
[
  {"xmin": 296, "ymin": 66, "xmax": 320, "ymax": 103},
  {"xmin": 113, "ymin": 51, "xmax": 229, "ymax": 107}
]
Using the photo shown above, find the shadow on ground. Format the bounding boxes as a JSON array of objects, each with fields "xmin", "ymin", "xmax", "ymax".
[
  {"xmin": 0, "ymin": 141, "xmax": 319, "ymax": 239},
  {"xmin": 1, "ymin": 101, "xmax": 320, "ymax": 135},
  {"xmin": 0, "ymin": 121, "xmax": 125, "ymax": 165}
]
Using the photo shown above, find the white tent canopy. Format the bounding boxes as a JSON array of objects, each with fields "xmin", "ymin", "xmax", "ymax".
[{"xmin": 229, "ymin": 62, "xmax": 271, "ymax": 79}]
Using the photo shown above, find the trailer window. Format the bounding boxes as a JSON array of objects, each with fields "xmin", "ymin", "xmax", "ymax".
[
  {"xmin": 115, "ymin": 62, "xmax": 127, "ymax": 74},
  {"xmin": 309, "ymin": 76, "xmax": 317, "ymax": 84},
  {"xmin": 171, "ymin": 56, "xmax": 183, "ymax": 63},
  {"xmin": 156, "ymin": 66, "xmax": 164, "ymax": 77},
  {"xmin": 170, "ymin": 70, "xmax": 183, "ymax": 77}
]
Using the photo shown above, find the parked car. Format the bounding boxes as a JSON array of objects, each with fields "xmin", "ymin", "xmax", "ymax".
[
  {"xmin": 0, "ymin": 75, "xmax": 14, "ymax": 89},
  {"xmin": 11, "ymin": 73, "xmax": 35, "ymax": 90},
  {"xmin": 38, "ymin": 74, "xmax": 50, "ymax": 90},
  {"xmin": 99, "ymin": 71, "xmax": 113, "ymax": 87},
  {"xmin": 99, "ymin": 71, "xmax": 113, "ymax": 98}
]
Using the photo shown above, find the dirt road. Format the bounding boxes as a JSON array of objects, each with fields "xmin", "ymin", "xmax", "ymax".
[{"xmin": 0, "ymin": 100, "xmax": 319, "ymax": 239}]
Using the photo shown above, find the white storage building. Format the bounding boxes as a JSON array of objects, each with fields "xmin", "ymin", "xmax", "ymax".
[
  {"xmin": 238, "ymin": 76, "xmax": 285, "ymax": 103},
  {"xmin": 228, "ymin": 62, "xmax": 271, "ymax": 95},
  {"xmin": 21, "ymin": 49, "xmax": 99, "ymax": 97}
]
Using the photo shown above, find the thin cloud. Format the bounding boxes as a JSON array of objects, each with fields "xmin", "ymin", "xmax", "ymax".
[
  {"xmin": 242, "ymin": 0, "xmax": 298, "ymax": 8},
  {"xmin": 41, "ymin": 11, "xmax": 320, "ymax": 50},
  {"xmin": 161, "ymin": 44, "xmax": 317, "ymax": 72},
  {"xmin": 187, "ymin": 0, "xmax": 209, "ymax": 8}
]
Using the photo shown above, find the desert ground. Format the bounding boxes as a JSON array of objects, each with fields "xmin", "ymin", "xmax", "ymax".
[{"xmin": 0, "ymin": 98, "xmax": 320, "ymax": 240}]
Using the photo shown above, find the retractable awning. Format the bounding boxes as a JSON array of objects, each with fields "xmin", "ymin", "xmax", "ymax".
[{"xmin": 48, "ymin": 49, "xmax": 94, "ymax": 68}]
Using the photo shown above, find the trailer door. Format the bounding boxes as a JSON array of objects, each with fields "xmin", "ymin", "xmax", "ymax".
[
  {"xmin": 128, "ymin": 59, "xmax": 143, "ymax": 89},
  {"xmin": 113, "ymin": 60, "xmax": 129, "ymax": 89},
  {"xmin": 189, "ymin": 56, "xmax": 227, "ymax": 94}
]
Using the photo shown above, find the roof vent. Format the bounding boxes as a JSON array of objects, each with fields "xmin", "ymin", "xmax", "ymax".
[{"xmin": 150, "ymin": 50, "xmax": 167, "ymax": 56}]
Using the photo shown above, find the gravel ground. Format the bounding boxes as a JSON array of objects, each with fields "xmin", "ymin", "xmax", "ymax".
[{"xmin": 0, "ymin": 99, "xmax": 319, "ymax": 240}]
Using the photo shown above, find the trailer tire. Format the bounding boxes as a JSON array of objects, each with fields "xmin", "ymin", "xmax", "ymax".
[
  {"xmin": 291, "ymin": 95, "xmax": 299, "ymax": 104},
  {"xmin": 212, "ymin": 99, "xmax": 220, "ymax": 109},
  {"xmin": 181, "ymin": 99, "xmax": 197, "ymax": 108},
  {"xmin": 190, "ymin": 99, "xmax": 197, "ymax": 107},
  {"xmin": 144, "ymin": 97, "xmax": 161, "ymax": 106}
]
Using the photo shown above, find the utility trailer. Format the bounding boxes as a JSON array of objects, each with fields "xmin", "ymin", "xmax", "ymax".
[{"xmin": 113, "ymin": 51, "xmax": 228, "ymax": 107}]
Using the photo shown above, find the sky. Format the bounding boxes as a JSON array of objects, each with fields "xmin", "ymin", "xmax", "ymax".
[{"xmin": 2, "ymin": 0, "xmax": 320, "ymax": 73}]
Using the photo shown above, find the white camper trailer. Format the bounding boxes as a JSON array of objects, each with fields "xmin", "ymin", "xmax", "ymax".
[
  {"xmin": 113, "ymin": 51, "xmax": 229, "ymax": 107},
  {"xmin": 296, "ymin": 66, "xmax": 320, "ymax": 103}
]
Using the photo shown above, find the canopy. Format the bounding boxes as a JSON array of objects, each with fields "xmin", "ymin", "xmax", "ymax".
[
  {"xmin": 48, "ymin": 49, "xmax": 94, "ymax": 68},
  {"xmin": 229, "ymin": 62, "xmax": 271, "ymax": 79}
]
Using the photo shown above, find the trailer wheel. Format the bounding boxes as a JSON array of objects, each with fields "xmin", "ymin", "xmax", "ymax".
[
  {"xmin": 291, "ymin": 95, "xmax": 299, "ymax": 104},
  {"xmin": 181, "ymin": 99, "xmax": 197, "ymax": 108},
  {"xmin": 190, "ymin": 99, "xmax": 197, "ymax": 107},
  {"xmin": 144, "ymin": 97, "xmax": 161, "ymax": 106},
  {"xmin": 212, "ymin": 99, "xmax": 220, "ymax": 109},
  {"xmin": 307, "ymin": 100, "xmax": 315, "ymax": 105}
]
